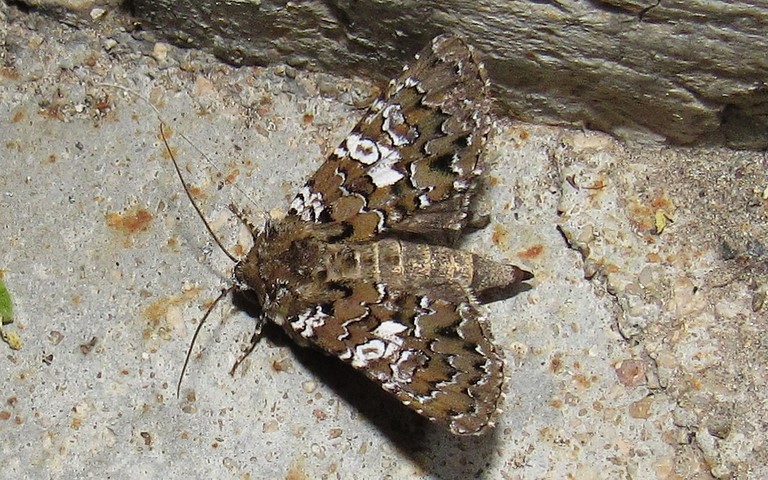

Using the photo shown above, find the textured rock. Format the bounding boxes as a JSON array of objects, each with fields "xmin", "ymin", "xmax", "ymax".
[
  {"xmin": 20, "ymin": 0, "xmax": 768, "ymax": 147},
  {"xmin": 125, "ymin": 0, "xmax": 768, "ymax": 148}
]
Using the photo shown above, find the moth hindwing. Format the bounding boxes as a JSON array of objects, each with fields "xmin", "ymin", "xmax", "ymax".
[{"xmin": 224, "ymin": 35, "xmax": 531, "ymax": 436}]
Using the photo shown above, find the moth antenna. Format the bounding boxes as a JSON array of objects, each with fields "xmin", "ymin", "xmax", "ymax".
[
  {"xmin": 228, "ymin": 203, "xmax": 261, "ymax": 238},
  {"xmin": 160, "ymin": 123, "xmax": 238, "ymax": 263},
  {"xmin": 98, "ymin": 83, "xmax": 263, "ymax": 213},
  {"xmin": 176, "ymin": 286, "xmax": 234, "ymax": 397}
]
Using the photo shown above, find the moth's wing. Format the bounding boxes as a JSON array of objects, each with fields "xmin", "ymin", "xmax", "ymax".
[
  {"xmin": 283, "ymin": 285, "xmax": 504, "ymax": 436},
  {"xmin": 288, "ymin": 35, "xmax": 492, "ymax": 242}
]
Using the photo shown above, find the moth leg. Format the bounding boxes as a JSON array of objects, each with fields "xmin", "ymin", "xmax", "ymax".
[
  {"xmin": 228, "ymin": 203, "xmax": 260, "ymax": 238},
  {"xmin": 229, "ymin": 315, "xmax": 264, "ymax": 376}
]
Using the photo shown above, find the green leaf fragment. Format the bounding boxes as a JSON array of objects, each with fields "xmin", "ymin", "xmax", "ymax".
[
  {"xmin": 0, "ymin": 277, "xmax": 21, "ymax": 350},
  {"xmin": 0, "ymin": 277, "xmax": 12, "ymax": 325}
]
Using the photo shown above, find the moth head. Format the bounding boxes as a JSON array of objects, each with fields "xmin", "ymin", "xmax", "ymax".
[
  {"xmin": 232, "ymin": 220, "xmax": 285, "ymax": 308},
  {"xmin": 233, "ymin": 232, "xmax": 264, "ymax": 293}
]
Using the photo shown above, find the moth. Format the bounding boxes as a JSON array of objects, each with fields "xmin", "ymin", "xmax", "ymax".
[{"xmin": 176, "ymin": 35, "xmax": 532, "ymax": 436}]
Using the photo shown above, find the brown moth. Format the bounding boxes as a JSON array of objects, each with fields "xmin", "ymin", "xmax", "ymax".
[{"xmin": 180, "ymin": 35, "xmax": 532, "ymax": 436}]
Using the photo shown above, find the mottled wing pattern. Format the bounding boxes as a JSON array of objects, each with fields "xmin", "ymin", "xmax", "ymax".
[
  {"xmin": 285, "ymin": 283, "xmax": 503, "ymax": 436},
  {"xmin": 231, "ymin": 35, "xmax": 530, "ymax": 437},
  {"xmin": 288, "ymin": 35, "xmax": 492, "ymax": 241}
]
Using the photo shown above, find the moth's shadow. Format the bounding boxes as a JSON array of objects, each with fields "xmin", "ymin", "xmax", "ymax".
[
  {"xmin": 233, "ymin": 292, "xmax": 502, "ymax": 478},
  {"xmin": 232, "ymin": 291, "xmax": 426, "ymax": 441},
  {"xmin": 478, "ymin": 276, "xmax": 534, "ymax": 304}
]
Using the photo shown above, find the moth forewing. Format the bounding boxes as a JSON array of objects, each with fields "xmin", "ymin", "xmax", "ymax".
[{"xmin": 226, "ymin": 35, "xmax": 532, "ymax": 436}]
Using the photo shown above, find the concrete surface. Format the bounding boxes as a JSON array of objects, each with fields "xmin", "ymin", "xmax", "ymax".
[{"xmin": 1, "ymin": 3, "xmax": 766, "ymax": 479}]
